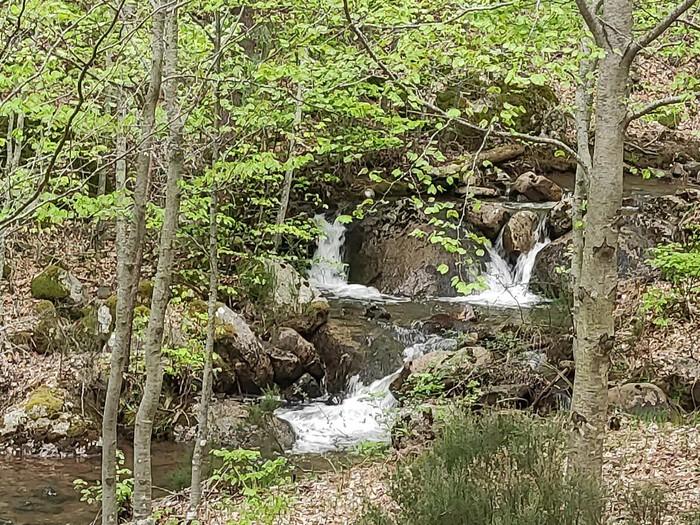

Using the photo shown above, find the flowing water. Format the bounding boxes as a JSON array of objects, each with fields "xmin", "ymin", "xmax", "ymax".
[{"xmin": 276, "ymin": 214, "xmax": 549, "ymax": 453}]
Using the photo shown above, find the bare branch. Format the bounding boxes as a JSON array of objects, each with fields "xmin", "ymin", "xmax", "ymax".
[
  {"xmin": 0, "ymin": 0, "xmax": 27, "ymax": 63},
  {"xmin": 625, "ymin": 93, "xmax": 696, "ymax": 126},
  {"xmin": 627, "ymin": 0, "xmax": 699, "ymax": 58}
]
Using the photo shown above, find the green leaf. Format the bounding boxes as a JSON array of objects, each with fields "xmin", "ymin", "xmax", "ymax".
[{"xmin": 436, "ymin": 264, "xmax": 449, "ymax": 275}]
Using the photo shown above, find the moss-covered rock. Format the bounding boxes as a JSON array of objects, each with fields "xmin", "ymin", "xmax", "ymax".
[
  {"xmin": 32, "ymin": 300, "xmax": 66, "ymax": 354},
  {"xmin": 25, "ymin": 386, "xmax": 64, "ymax": 419},
  {"xmin": 30, "ymin": 265, "xmax": 84, "ymax": 304}
]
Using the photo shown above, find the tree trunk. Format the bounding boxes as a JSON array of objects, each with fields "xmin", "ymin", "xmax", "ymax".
[
  {"xmin": 571, "ymin": 0, "xmax": 632, "ymax": 480},
  {"xmin": 187, "ymin": 190, "xmax": 218, "ymax": 518},
  {"xmin": 132, "ymin": 4, "xmax": 185, "ymax": 520},
  {"xmin": 273, "ymin": 63, "xmax": 304, "ymax": 251},
  {"xmin": 187, "ymin": 11, "xmax": 222, "ymax": 519},
  {"xmin": 101, "ymin": 4, "xmax": 165, "ymax": 524}
]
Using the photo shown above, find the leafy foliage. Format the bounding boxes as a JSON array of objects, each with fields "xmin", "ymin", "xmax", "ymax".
[
  {"xmin": 210, "ymin": 448, "xmax": 290, "ymax": 496},
  {"xmin": 361, "ymin": 411, "xmax": 603, "ymax": 525},
  {"xmin": 73, "ymin": 450, "xmax": 133, "ymax": 513}
]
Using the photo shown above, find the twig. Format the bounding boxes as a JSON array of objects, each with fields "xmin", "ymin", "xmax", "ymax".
[{"xmin": 627, "ymin": 0, "xmax": 700, "ymax": 59}]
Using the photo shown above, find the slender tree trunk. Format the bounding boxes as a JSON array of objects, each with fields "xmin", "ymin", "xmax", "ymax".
[
  {"xmin": 101, "ymin": 5, "xmax": 165, "ymax": 524},
  {"xmin": 0, "ymin": 112, "xmax": 21, "ymax": 326},
  {"xmin": 273, "ymin": 65, "xmax": 304, "ymax": 251},
  {"xmin": 187, "ymin": 12, "xmax": 222, "ymax": 519},
  {"xmin": 571, "ymin": 0, "xmax": 632, "ymax": 480},
  {"xmin": 187, "ymin": 190, "xmax": 218, "ymax": 518},
  {"xmin": 132, "ymin": 4, "xmax": 185, "ymax": 520}
]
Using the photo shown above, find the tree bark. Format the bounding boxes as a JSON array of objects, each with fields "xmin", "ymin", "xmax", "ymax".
[
  {"xmin": 187, "ymin": 190, "xmax": 218, "ymax": 518},
  {"xmin": 131, "ymin": 3, "xmax": 185, "ymax": 520},
  {"xmin": 101, "ymin": 4, "xmax": 165, "ymax": 524},
  {"xmin": 273, "ymin": 62, "xmax": 304, "ymax": 251},
  {"xmin": 571, "ymin": 0, "xmax": 632, "ymax": 480},
  {"xmin": 187, "ymin": 11, "xmax": 222, "ymax": 519}
]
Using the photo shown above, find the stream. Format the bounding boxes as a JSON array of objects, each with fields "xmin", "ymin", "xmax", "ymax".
[
  {"xmin": 276, "ymin": 213, "xmax": 553, "ymax": 453},
  {"xmin": 3, "ymin": 173, "xmax": 679, "ymax": 524}
]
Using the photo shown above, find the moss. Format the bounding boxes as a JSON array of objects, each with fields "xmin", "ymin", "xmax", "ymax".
[
  {"xmin": 34, "ymin": 299, "xmax": 56, "ymax": 316},
  {"xmin": 137, "ymin": 279, "xmax": 154, "ymax": 304},
  {"xmin": 134, "ymin": 304, "xmax": 150, "ymax": 318},
  {"xmin": 31, "ymin": 265, "xmax": 70, "ymax": 301},
  {"xmin": 25, "ymin": 386, "xmax": 64, "ymax": 419}
]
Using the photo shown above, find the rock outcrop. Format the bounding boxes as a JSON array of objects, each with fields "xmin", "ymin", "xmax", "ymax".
[
  {"xmin": 30, "ymin": 265, "xmax": 85, "ymax": 305},
  {"xmin": 547, "ymin": 196, "xmax": 573, "ymax": 239},
  {"xmin": 502, "ymin": 211, "xmax": 538, "ymax": 261},
  {"xmin": 511, "ymin": 171, "xmax": 563, "ymax": 202},
  {"xmin": 259, "ymin": 259, "xmax": 330, "ymax": 334},
  {"xmin": 214, "ymin": 305, "xmax": 274, "ymax": 394},
  {"xmin": 466, "ymin": 202, "xmax": 511, "ymax": 240}
]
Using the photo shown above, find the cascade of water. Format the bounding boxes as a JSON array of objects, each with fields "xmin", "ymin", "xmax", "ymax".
[
  {"xmin": 307, "ymin": 214, "xmax": 400, "ymax": 301},
  {"xmin": 275, "ymin": 329, "xmax": 458, "ymax": 453},
  {"xmin": 456, "ymin": 215, "xmax": 550, "ymax": 308}
]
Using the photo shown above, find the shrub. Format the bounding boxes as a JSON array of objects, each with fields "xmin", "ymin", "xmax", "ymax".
[{"xmin": 360, "ymin": 411, "xmax": 602, "ymax": 525}]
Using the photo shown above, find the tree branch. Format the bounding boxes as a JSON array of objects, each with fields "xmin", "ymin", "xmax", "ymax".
[
  {"xmin": 627, "ymin": 0, "xmax": 699, "ymax": 58},
  {"xmin": 574, "ymin": 0, "xmax": 606, "ymax": 48},
  {"xmin": 0, "ymin": 0, "xmax": 27, "ymax": 64},
  {"xmin": 0, "ymin": 0, "xmax": 126, "ymax": 232},
  {"xmin": 363, "ymin": 2, "xmax": 515, "ymax": 30},
  {"xmin": 625, "ymin": 93, "xmax": 696, "ymax": 126},
  {"xmin": 342, "ymin": 0, "xmax": 590, "ymax": 175}
]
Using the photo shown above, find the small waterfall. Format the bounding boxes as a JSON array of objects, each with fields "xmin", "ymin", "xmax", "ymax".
[
  {"xmin": 307, "ymin": 215, "xmax": 394, "ymax": 301},
  {"xmin": 276, "ymin": 330, "xmax": 458, "ymax": 453},
  {"xmin": 459, "ymin": 216, "xmax": 550, "ymax": 308}
]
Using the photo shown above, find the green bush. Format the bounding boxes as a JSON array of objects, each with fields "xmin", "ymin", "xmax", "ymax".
[{"xmin": 360, "ymin": 412, "xmax": 602, "ymax": 525}]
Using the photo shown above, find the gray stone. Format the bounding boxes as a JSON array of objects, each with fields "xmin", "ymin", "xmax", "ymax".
[{"xmin": 511, "ymin": 171, "xmax": 563, "ymax": 202}]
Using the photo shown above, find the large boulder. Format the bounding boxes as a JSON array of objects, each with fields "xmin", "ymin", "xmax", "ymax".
[
  {"xmin": 345, "ymin": 203, "xmax": 472, "ymax": 297},
  {"xmin": 205, "ymin": 399, "xmax": 295, "ymax": 453},
  {"xmin": 608, "ymin": 383, "xmax": 669, "ymax": 413},
  {"xmin": 466, "ymin": 202, "xmax": 511, "ymax": 240},
  {"xmin": 531, "ymin": 233, "xmax": 573, "ymax": 298},
  {"xmin": 511, "ymin": 172, "xmax": 563, "ymax": 202},
  {"xmin": 30, "ymin": 265, "xmax": 85, "ymax": 305},
  {"xmin": 214, "ymin": 305, "xmax": 273, "ymax": 395},
  {"xmin": 310, "ymin": 319, "xmax": 365, "ymax": 393},
  {"xmin": 267, "ymin": 328, "xmax": 325, "ymax": 388},
  {"xmin": 502, "ymin": 211, "xmax": 538, "ymax": 261},
  {"xmin": 260, "ymin": 259, "xmax": 329, "ymax": 334}
]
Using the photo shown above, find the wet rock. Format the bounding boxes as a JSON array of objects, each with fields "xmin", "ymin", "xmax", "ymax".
[
  {"xmin": 283, "ymin": 373, "xmax": 323, "ymax": 401},
  {"xmin": 214, "ymin": 305, "xmax": 273, "ymax": 395},
  {"xmin": 502, "ymin": 211, "xmax": 538, "ymax": 261},
  {"xmin": 206, "ymin": 399, "xmax": 295, "ymax": 453},
  {"xmin": 311, "ymin": 319, "xmax": 365, "ymax": 393},
  {"xmin": 608, "ymin": 383, "xmax": 668, "ymax": 413},
  {"xmin": 390, "ymin": 351, "xmax": 452, "ymax": 398},
  {"xmin": 547, "ymin": 196, "xmax": 573, "ymax": 239},
  {"xmin": 511, "ymin": 171, "xmax": 563, "ymax": 202},
  {"xmin": 268, "ymin": 347, "xmax": 306, "ymax": 386},
  {"xmin": 260, "ymin": 259, "xmax": 329, "ymax": 335},
  {"xmin": 30, "ymin": 265, "xmax": 85, "ymax": 304},
  {"xmin": 466, "ymin": 202, "xmax": 511, "ymax": 240},
  {"xmin": 420, "ymin": 313, "xmax": 472, "ymax": 335},
  {"xmin": 273, "ymin": 327, "xmax": 324, "ymax": 380},
  {"xmin": 531, "ymin": 233, "xmax": 573, "ymax": 298},
  {"xmin": 363, "ymin": 304, "xmax": 391, "ymax": 321},
  {"xmin": 344, "ymin": 198, "xmax": 477, "ymax": 297}
]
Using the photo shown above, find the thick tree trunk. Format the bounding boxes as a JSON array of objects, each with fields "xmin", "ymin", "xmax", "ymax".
[
  {"xmin": 131, "ymin": 4, "xmax": 184, "ymax": 521},
  {"xmin": 101, "ymin": 5, "xmax": 165, "ymax": 524},
  {"xmin": 571, "ymin": 0, "xmax": 632, "ymax": 480}
]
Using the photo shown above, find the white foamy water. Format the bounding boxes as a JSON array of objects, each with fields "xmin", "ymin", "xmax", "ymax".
[
  {"xmin": 276, "ymin": 333, "xmax": 458, "ymax": 453},
  {"xmin": 307, "ymin": 215, "xmax": 405, "ymax": 302},
  {"xmin": 450, "ymin": 216, "xmax": 550, "ymax": 308}
]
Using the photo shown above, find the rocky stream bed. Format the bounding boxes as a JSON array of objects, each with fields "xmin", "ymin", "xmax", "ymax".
[{"xmin": 1, "ymin": 171, "xmax": 699, "ymax": 524}]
